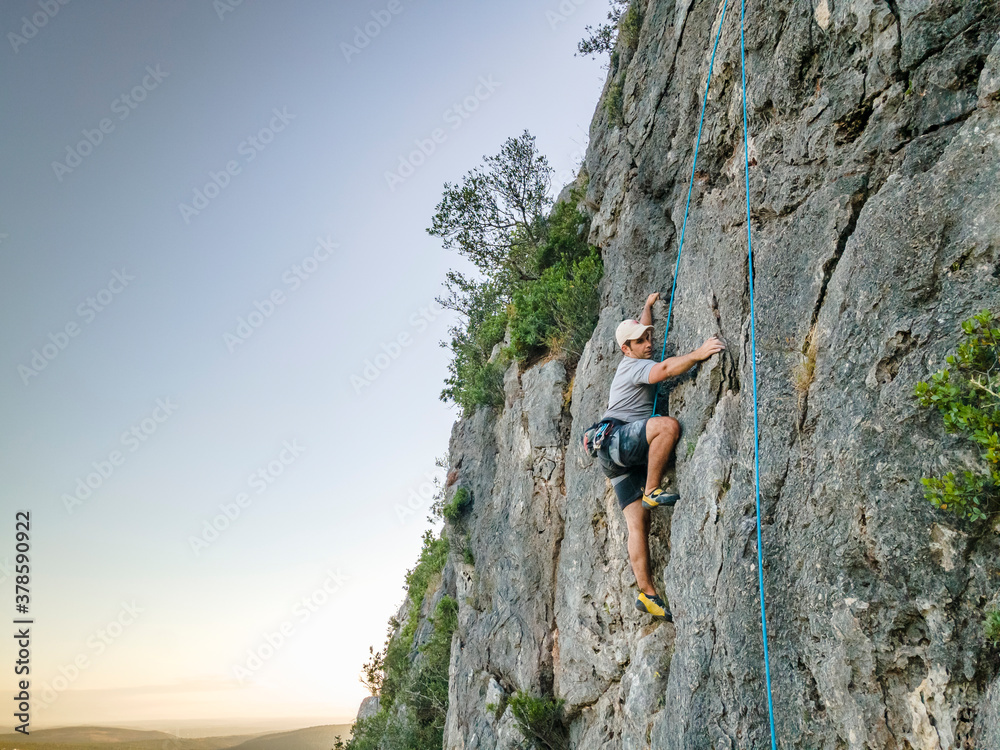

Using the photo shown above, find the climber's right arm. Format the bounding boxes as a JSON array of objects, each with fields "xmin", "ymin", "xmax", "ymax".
[{"xmin": 646, "ymin": 336, "xmax": 726, "ymax": 384}]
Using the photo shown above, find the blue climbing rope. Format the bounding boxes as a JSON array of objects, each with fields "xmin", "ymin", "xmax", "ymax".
[
  {"xmin": 651, "ymin": 0, "xmax": 730, "ymax": 418},
  {"xmin": 740, "ymin": 0, "xmax": 778, "ymax": 746},
  {"xmin": 647, "ymin": 0, "xmax": 779, "ymax": 744}
]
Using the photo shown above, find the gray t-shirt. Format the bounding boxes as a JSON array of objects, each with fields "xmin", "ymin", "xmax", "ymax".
[{"xmin": 602, "ymin": 356, "xmax": 656, "ymax": 423}]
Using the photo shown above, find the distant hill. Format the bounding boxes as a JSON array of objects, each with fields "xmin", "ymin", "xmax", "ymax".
[
  {"xmin": 0, "ymin": 724, "xmax": 352, "ymax": 750},
  {"xmin": 0, "ymin": 727, "xmax": 261, "ymax": 750},
  {"xmin": 226, "ymin": 725, "xmax": 352, "ymax": 750},
  {"xmin": 0, "ymin": 727, "xmax": 176, "ymax": 743}
]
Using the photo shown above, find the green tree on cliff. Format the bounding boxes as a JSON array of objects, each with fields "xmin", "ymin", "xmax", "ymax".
[
  {"xmin": 427, "ymin": 131, "xmax": 602, "ymax": 414},
  {"xmin": 915, "ymin": 310, "xmax": 1000, "ymax": 521}
]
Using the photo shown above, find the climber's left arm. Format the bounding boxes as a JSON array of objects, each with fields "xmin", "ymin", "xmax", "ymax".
[{"xmin": 639, "ymin": 293, "xmax": 659, "ymax": 326}]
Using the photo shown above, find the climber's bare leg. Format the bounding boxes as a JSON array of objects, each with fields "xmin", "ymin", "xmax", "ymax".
[
  {"xmin": 623, "ymin": 499, "xmax": 656, "ymax": 596},
  {"xmin": 645, "ymin": 416, "xmax": 680, "ymax": 494}
]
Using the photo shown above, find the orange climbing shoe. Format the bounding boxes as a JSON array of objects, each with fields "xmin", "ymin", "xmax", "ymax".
[
  {"xmin": 636, "ymin": 591, "xmax": 673, "ymax": 621},
  {"xmin": 642, "ymin": 487, "xmax": 679, "ymax": 509}
]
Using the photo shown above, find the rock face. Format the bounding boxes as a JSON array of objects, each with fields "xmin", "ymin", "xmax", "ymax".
[
  {"xmin": 357, "ymin": 695, "xmax": 381, "ymax": 722},
  {"xmin": 374, "ymin": 1, "xmax": 1000, "ymax": 748}
]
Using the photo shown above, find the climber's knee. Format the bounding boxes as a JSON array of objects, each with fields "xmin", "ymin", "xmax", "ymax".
[{"xmin": 646, "ymin": 415, "xmax": 680, "ymax": 442}]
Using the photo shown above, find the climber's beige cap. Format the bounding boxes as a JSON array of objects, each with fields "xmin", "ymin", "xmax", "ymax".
[{"xmin": 615, "ymin": 319, "xmax": 653, "ymax": 348}]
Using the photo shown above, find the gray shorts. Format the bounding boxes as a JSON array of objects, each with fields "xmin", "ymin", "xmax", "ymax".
[{"xmin": 596, "ymin": 418, "xmax": 650, "ymax": 509}]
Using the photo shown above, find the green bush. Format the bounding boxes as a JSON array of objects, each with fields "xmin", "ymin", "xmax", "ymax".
[
  {"xmin": 618, "ymin": 1, "xmax": 643, "ymax": 51},
  {"xmin": 346, "ymin": 532, "xmax": 454, "ymax": 750},
  {"xmin": 445, "ymin": 352, "xmax": 507, "ymax": 416},
  {"xmin": 410, "ymin": 596, "xmax": 459, "ymax": 720},
  {"xmin": 378, "ymin": 619, "xmax": 411, "ymax": 711},
  {"xmin": 508, "ymin": 194, "xmax": 601, "ymax": 364},
  {"xmin": 402, "ymin": 531, "xmax": 450, "ymax": 628},
  {"xmin": 342, "ymin": 710, "xmax": 387, "ymax": 750},
  {"xmin": 985, "ymin": 609, "xmax": 1000, "ymax": 645},
  {"xmin": 440, "ymin": 290, "xmax": 509, "ymax": 415},
  {"xmin": 914, "ymin": 310, "xmax": 1000, "ymax": 521},
  {"xmin": 377, "ymin": 530, "xmax": 449, "ymax": 710},
  {"xmin": 533, "ymin": 193, "xmax": 594, "ymax": 270},
  {"xmin": 443, "ymin": 487, "xmax": 473, "ymax": 521},
  {"xmin": 509, "ymin": 249, "xmax": 603, "ymax": 362},
  {"xmin": 509, "ymin": 690, "xmax": 569, "ymax": 750}
]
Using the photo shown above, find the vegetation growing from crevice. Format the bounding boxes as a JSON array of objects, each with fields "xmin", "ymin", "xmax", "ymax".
[
  {"xmin": 509, "ymin": 690, "xmax": 570, "ymax": 750},
  {"xmin": 604, "ymin": 75, "xmax": 625, "ymax": 127},
  {"xmin": 442, "ymin": 486, "xmax": 472, "ymax": 522},
  {"xmin": 792, "ymin": 324, "xmax": 819, "ymax": 396},
  {"xmin": 915, "ymin": 310, "xmax": 1000, "ymax": 521},
  {"xmin": 345, "ymin": 531, "xmax": 454, "ymax": 749},
  {"xmin": 485, "ymin": 693, "xmax": 508, "ymax": 721},
  {"xmin": 617, "ymin": 1, "xmax": 643, "ymax": 53},
  {"xmin": 583, "ymin": 0, "xmax": 643, "ymax": 127},
  {"xmin": 985, "ymin": 608, "xmax": 1000, "ymax": 645},
  {"xmin": 428, "ymin": 130, "xmax": 603, "ymax": 416}
]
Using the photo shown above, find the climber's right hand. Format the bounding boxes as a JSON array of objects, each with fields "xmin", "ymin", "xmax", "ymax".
[{"xmin": 695, "ymin": 336, "xmax": 726, "ymax": 361}]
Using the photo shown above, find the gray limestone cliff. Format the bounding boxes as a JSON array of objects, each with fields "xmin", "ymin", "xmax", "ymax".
[{"xmin": 360, "ymin": 0, "xmax": 1000, "ymax": 747}]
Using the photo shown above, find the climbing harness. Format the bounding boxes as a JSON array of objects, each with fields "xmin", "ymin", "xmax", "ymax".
[
  {"xmin": 649, "ymin": 0, "xmax": 779, "ymax": 745},
  {"xmin": 582, "ymin": 416, "xmax": 627, "ymax": 460}
]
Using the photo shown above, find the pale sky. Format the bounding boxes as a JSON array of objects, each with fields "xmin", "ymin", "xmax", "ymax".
[{"xmin": 0, "ymin": 0, "xmax": 609, "ymax": 732}]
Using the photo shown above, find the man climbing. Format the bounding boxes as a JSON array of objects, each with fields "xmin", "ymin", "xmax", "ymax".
[{"xmin": 590, "ymin": 292, "xmax": 725, "ymax": 620}]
